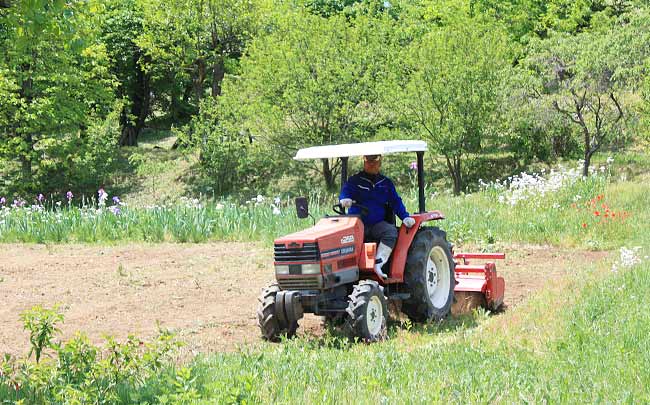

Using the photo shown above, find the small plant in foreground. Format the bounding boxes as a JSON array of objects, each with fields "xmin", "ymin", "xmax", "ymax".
[
  {"xmin": 20, "ymin": 305, "xmax": 64, "ymax": 363},
  {"xmin": 1, "ymin": 306, "xmax": 187, "ymax": 404}
]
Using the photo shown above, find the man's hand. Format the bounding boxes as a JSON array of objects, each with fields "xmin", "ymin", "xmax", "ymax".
[
  {"xmin": 340, "ymin": 198, "xmax": 354, "ymax": 208},
  {"xmin": 403, "ymin": 217, "xmax": 416, "ymax": 228}
]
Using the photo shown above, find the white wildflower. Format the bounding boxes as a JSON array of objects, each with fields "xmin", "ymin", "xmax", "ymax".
[
  {"xmin": 613, "ymin": 247, "xmax": 643, "ymax": 272},
  {"xmin": 272, "ymin": 206, "xmax": 281, "ymax": 215},
  {"xmin": 256, "ymin": 195, "xmax": 265, "ymax": 203}
]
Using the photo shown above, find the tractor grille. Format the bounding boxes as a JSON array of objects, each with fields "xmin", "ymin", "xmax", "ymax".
[
  {"xmin": 274, "ymin": 242, "xmax": 320, "ymax": 263},
  {"xmin": 278, "ymin": 276, "xmax": 321, "ymax": 290}
]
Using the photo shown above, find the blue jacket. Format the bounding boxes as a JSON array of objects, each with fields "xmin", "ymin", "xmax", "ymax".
[{"xmin": 340, "ymin": 171, "xmax": 409, "ymax": 226}]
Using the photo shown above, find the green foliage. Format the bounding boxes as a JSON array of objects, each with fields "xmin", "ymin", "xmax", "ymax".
[
  {"xmin": 137, "ymin": 0, "xmax": 263, "ymax": 115},
  {"xmin": 400, "ymin": 16, "xmax": 513, "ymax": 194},
  {"xmin": 180, "ymin": 97, "xmax": 285, "ymax": 196},
  {"xmin": 0, "ymin": 0, "xmax": 116, "ymax": 195},
  {"xmin": 1, "ymin": 306, "xmax": 184, "ymax": 404},
  {"xmin": 20, "ymin": 305, "xmax": 64, "ymax": 364},
  {"xmin": 522, "ymin": 10, "xmax": 650, "ymax": 175},
  {"xmin": 228, "ymin": 9, "xmax": 399, "ymax": 189},
  {"xmin": 128, "ymin": 151, "xmax": 175, "ymax": 199},
  {"xmin": 472, "ymin": 0, "xmax": 637, "ymax": 40}
]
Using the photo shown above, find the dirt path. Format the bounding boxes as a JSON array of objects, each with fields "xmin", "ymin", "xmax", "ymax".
[{"xmin": 0, "ymin": 243, "xmax": 607, "ymax": 357}]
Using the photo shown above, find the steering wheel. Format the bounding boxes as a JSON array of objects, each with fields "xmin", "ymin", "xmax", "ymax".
[{"xmin": 333, "ymin": 202, "xmax": 369, "ymax": 217}]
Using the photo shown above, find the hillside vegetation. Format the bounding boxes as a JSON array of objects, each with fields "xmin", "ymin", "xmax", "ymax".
[{"xmin": 1, "ymin": 0, "xmax": 649, "ymax": 200}]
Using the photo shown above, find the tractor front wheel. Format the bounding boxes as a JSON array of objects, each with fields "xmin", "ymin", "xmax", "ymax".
[
  {"xmin": 402, "ymin": 227, "xmax": 455, "ymax": 322},
  {"xmin": 257, "ymin": 284, "xmax": 298, "ymax": 341},
  {"xmin": 345, "ymin": 280, "xmax": 388, "ymax": 342}
]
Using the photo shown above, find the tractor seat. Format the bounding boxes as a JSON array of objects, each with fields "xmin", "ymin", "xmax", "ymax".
[
  {"xmin": 363, "ymin": 204, "xmax": 398, "ymax": 244},
  {"xmin": 383, "ymin": 203, "xmax": 396, "ymax": 225}
]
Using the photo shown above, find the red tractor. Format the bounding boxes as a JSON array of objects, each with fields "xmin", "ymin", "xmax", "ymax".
[{"xmin": 258, "ymin": 140, "xmax": 505, "ymax": 342}]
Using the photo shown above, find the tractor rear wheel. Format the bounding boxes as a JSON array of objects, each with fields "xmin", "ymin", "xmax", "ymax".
[
  {"xmin": 402, "ymin": 227, "xmax": 455, "ymax": 322},
  {"xmin": 257, "ymin": 284, "xmax": 298, "ymax": 341},
  {"xmin": 345, "ymin": 280, "xmax": 388, "ymax": 342}
]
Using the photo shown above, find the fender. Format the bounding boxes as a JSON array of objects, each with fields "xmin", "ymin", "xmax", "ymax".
[{"xmin": 387, "ymin": 211, "xmax": 445, "ymax": 283}]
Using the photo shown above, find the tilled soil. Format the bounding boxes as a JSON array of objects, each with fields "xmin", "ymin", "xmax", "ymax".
[{"xmin": 0, "ymin": 242, "xmax": 607, "ymax": 357}]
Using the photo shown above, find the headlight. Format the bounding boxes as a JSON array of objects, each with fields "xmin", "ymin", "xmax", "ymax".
[
  {"xmin": 275, "ymin": 265, "xmax": 289, "ymax": 275},
  {"xmin": 301, "ymin": 264, "xmax": 321, "ymax": 274}
]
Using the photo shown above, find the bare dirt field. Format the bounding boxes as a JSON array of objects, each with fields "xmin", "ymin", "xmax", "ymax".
[{"xmin": 0, "ymin": 242, "xmax": 608, "ymax": 357}]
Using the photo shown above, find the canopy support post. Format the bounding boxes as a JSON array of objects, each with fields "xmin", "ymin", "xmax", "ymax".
[{"xmin": 417, "ymin": 151, "xmax": 425, "ymax": 213}]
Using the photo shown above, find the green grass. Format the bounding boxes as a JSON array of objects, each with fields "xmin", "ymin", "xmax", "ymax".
[{"xmin": 184, "ymin": 261, "xmax": 650, "ymax": 403}]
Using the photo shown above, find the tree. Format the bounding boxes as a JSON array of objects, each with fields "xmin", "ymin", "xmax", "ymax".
[
  {"xmin": 471, "ymin": 0, "xmax": 636, "ymax": 40},
  {"xmin": 0, "ymin": 0, "xmax": 115, "ymax": 194},
  {"xmin": 230, "ymin": 11, "xmax": 397, "ymax": 190},
  {"xmin": 525, "ymin": 9, "xmax": 650, "ymax": 176},
  {"xmin": 400, "ymin": 19, "xmax": 512, "ymax": 195},
  {"xmin": 101, "ymin": 0, "xmax": 150, "ymax": 147},
  {"xmin": 137, "ymin": 0, "xmax": 260, "ymax": 121}
]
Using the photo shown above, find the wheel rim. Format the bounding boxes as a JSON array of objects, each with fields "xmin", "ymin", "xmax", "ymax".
[
  {"xmin": 366, "ymin": 295, "xmax": 383, "ymax": 336},
  {"xmin": 426, "ymin": 246, "xmax": 451, "ymax": 308}
]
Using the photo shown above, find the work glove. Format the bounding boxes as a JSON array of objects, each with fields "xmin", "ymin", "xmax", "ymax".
[
  {"xmin": 340, "ymin": 198, "xmax": 353, "ymax": 208},
  {"xmin": 403, "ymin": 217, "xmax": 416, "ymax": 228}
]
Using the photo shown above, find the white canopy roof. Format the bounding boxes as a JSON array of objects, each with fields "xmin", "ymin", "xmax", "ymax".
[{"xmin": 294, "ymin": 140, "xmax": 427, "ymax": 160}]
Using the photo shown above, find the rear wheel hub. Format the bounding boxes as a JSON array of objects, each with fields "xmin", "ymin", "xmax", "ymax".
[{"xmin": 426, "ymin": 246, "xmax": 451, "ymax": 309}]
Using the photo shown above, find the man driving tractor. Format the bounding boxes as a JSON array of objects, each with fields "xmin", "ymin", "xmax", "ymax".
[{"xmin": 339, "ymin": 154, "xmax": 416, "ymax": 279}]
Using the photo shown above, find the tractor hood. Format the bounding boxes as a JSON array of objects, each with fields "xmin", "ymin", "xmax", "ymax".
[{"xmin": 274, "ymin": 216, "xmax": 364, "ymax": 253}]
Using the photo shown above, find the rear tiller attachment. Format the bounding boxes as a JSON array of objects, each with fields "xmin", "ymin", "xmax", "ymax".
[{"xmin": 452, "ymin": 252, "xmax": 506, "ymax": 315}]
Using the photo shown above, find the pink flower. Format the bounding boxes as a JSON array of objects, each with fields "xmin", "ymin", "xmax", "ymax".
[
  {"xmin": 66, "ymin": 191, "xmax": 73, "ymax": 201},
  {"xmin": 37, "ymin": 194, "xmax": 44, "ymax": 203},
  {"xmin": 0, "ymin": 197, "xmax": 5, "ymax": 205},
  {"xmin": 409, "ymin": 161, "xmax": 418, "ymax": 170}
]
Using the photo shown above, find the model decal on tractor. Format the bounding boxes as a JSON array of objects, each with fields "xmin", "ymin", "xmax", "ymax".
[
  {"xmin": 257, "ymin": 140, "xmax": 506, "ymax": 343},
  {"xmin": 321, "ymin": 246, "xmax": 354, "ymax": 259}
]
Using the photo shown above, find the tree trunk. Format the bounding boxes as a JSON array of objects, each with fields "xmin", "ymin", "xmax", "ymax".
[
  {"xmin": 119, "ymin": 52, "xmax": 150, "ymax": 147},
  {"xmin": 582, "ymin": 126, "xmax": 591, "ymax": 177},
  {"xmin": 19, "ymin": 142, "xmax": 32, "ymax": 186},
  {"xmin": 445, "ymin": 155, "xmax": 463, "ymax": 195},
  {"xmin": 194, "ymin": 58, "xmax": 206, "ymax": 104},
  {"xmin": 119, "ymin": 109, "xmax": 137, "ymax": 146},
  {"xmin": 19, "ymin": 62, "xmax": 34, "ymax": 187},
  {"xmin": 322, "ymin": 158, "xmax": 335, "ymax": 191},
  {"xmin": 583, "ymin": 150, "xmax": 593, "ymax": 177},
  {"xmin": 212, "ymin": 55, "xmax": 225, "ymax": 98}
]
